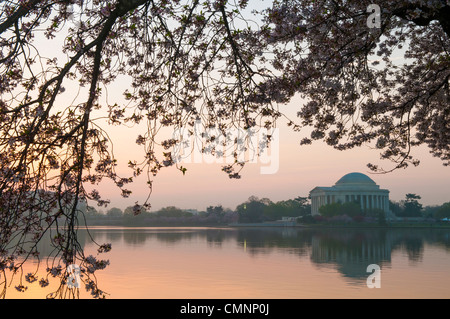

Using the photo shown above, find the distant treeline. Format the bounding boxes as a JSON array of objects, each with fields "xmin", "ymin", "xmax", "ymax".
[
  {"xmin": 79, "ymin": 193, "xmax": 450, "ymax": 227},
  {"xmin": 388, "ymin": 194, "xmax": 450, "ymax": 219},
  {"xmin": 81, "ymin": 195, "xmax": 311, "ymax": 226}
]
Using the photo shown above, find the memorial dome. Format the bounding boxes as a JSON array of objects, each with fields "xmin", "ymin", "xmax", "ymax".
[{"xmin": 335, "ymin": 172, "xmax": 376, "ymax": 186}]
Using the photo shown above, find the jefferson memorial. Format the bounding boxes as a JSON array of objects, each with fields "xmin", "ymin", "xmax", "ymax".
[{"xmin": 310, "ymin": 172, "xmax": 390, "ymax": 216}]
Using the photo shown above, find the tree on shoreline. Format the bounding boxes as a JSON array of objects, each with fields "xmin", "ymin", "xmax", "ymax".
[
  {"xmin": 390, "ymin": 193, "xmax": 424, "ymax": 217},
  {"xmin": 106, "ymin": 207, "xmax": 123, "ymax": 218},
  {"xmin": 435, "ymin": 202, "xmax": 450, "ymax": 219},
  {"xmin": 1, "ymin": 0, "xmax": 449, "ymax": 298},
  {"xmin": 403, "ymin": 193, "xmax": 423, "ymax": 217}
]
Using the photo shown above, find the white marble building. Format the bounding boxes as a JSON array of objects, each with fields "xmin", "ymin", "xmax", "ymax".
[{"xmin": 310, "ymin": 172, "xmax": 390, "ymax": 216}]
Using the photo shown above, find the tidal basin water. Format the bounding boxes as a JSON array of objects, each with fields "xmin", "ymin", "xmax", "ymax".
[{"xmin": 8, "ymin": 226, "xmax": 450, "ymax": 298}]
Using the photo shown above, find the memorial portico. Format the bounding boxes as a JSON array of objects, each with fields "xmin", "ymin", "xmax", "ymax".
[{"xmin": 310, "ymin": 172, "xmax": 390, "ymax": 216}]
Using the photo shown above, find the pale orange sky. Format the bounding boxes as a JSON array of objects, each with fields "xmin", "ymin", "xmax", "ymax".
[
  {"xmin": 90, "ymin": 93, "xmax": 450, "ymax": 212},
  {"xmin": 41, "ymin": 57, "xmax": 450, "ymax": 213},
  {"xmin": 27, "ymin": 4, "xmax": 450, "ymax": 212}
]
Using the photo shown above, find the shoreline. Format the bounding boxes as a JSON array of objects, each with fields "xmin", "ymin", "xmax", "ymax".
[{"xmin": 79, "ymin": 220, "xmax": 450, "ymax": 229}]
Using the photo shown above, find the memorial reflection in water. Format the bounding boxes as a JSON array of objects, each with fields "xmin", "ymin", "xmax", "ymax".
[{"xmin": 82, "ymin": 227, "xmax": 448, "ymax": 280}]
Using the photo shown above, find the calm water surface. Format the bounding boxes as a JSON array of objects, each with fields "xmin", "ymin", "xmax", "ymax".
[{"xmin": 8, "ymin": 226, "xmax": 450, "ymax": 298}]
